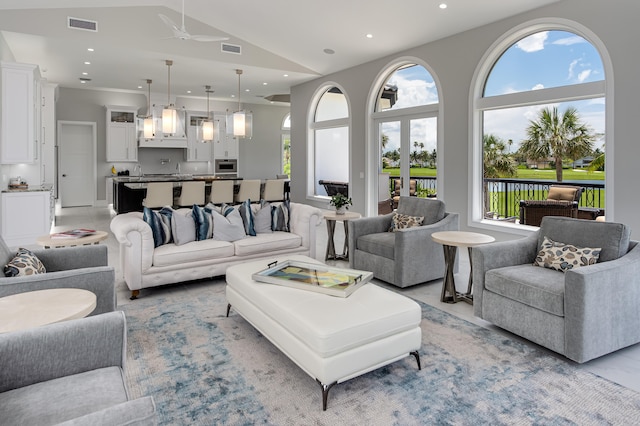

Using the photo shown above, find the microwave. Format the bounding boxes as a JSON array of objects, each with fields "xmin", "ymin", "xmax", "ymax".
[{"xmin": 214, "ymin": 158, "xmax": 238, "ymax": 175}]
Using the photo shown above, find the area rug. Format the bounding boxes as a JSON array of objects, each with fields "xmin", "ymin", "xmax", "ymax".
[{"xmin": 121, "ymin": 282, "xmax": 640, "ymax": 425}]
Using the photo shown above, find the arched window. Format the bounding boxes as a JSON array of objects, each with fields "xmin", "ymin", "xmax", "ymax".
[
  {"xmin": 371, "ymin": 62, "xmax": 440, "ymax": 210},
  {"xmin": 309, "ymin": 86, "xmax": 349, "ymax": 197},
  {"xmin": 281, "ymin": 113, "xmax": 290, "ymax": 177},
  {"xmin": 472, "ymin": 23, "xmax": 609, "ymax": 228}
]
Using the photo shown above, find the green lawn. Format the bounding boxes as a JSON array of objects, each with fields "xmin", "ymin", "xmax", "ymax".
[{"xmin": 383, "ymin": 167, "xmax": 604, "ymax": 181}]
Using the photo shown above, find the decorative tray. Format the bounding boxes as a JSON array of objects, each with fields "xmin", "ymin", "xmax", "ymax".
[{"xmin": 252, "ymin": 260, "xmax": 372, "ymax": 298}]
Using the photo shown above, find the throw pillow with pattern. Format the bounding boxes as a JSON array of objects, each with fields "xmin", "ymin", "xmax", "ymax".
[
  {"xmin": 534, "ymin": 236, "xmax": 601, "ymax": 272},
  {"xmin": 238, "ymin": 199, "xmax": 256, "ymax": 236},
  {"xmin": 192, "ymin": 204, "xmax": 214, "ymax": 241},
  {"xmin": 389, "ymin": 212, "xmax": 424, "ymax": 232},
  {"xmin": 4, "ymin": 248, "xmax": 46, "ymax": 277},
  {"xmin": 271, "ymin": 199, "xmax": 290, "ymax": 232},
  {"xmin": 143, "ymin": 206, "xmax": 173, "ymax": 247}
]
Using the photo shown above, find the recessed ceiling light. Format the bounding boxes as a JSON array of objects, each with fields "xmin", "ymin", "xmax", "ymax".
[
  {"xmin": 87, "ymin": 48, "xmax": 94, "ymax": 52},
  {"xmin": 263, "ymin": 82, "xmax": 268, "ymax": 86},
  {"xmin": 84, "ymin": 61, "xmax": 90, "ymax": 65},
  {"xmin": 187, "ymin": 90, "xmax": 191, "ymax": 94},
  {"xmin": 82, "ymin": 72, "xmax": 88, "ymax": 76},
  {"xmin": 439, "ymin": 3, "xmax": 447, "ymax": 9},
  {"xmin": 137, "ymin": 85, "xmax": 142, "ymax": 89},
  {"xmin": 80, "ymin": 80, "xmax": 86, "ymax": 84},
  {"xmin": 366, "ymin": 34, "xmax": 373, "ymax": 39},
  {"xmin": 283, "ymin": 74, "xmax": 289, "ymax": 77},
  {"xmin": 324, "ymin": 48, "xmax": 335, "ymax": 55}
]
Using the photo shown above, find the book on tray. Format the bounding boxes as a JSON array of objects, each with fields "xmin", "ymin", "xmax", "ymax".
[
  {"xmin": 51, "ymin": 228, "xmax": 96, "ymax": 239},
  {"xmin": 252, "ymin": 259, "xmax": 373, "ymax": 297}
]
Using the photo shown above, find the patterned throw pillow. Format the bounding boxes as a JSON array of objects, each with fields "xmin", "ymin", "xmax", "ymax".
[
  {"xmin": 271, "ymin": 199, "xmax": 290, "ymax": 232},
  {"xmin": 534, "ymin": 236, "xmax": 601, "ymax": 272},
  {"xmin": 237, "ymin": 199, "xmax": 256, "ymax": 236},
  {"xmin": 192, "ymin": 204, "xmax": 214, "ymax": 241},
  {"xmin": 4, "ymin": 248, "xmax": 46, "ymax": 277},
  {"xmin": 143, "ymin": 206, "xmax": 173, "ymax": 247},
  {"xmin": 389, "ymin": 212, "xmax": 424, "ymax": 232}
]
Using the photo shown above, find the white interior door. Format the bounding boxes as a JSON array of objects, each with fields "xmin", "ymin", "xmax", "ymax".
[{"xmin": 57, "ymin": 121, "xmax": 96, "ymax": 207}]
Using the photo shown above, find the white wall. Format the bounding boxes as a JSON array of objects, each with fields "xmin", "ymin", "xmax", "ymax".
[{"xmin": 290, "ymin": 0, "xmax": 640, "ymax": 240}]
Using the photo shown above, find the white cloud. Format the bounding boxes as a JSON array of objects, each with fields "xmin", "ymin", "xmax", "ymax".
[
  {"xmin": 578, "ymin": 69, "xmax": 592, "ymax": 83},
  {"xmin": 515, "ymin": 32, "xmax": 548, "ymax": 52},
  {"xmin": 552, "ymin": 36, "xmax": 586, "ymax": 46},
  {"xmin": 531, "ymin": 84, "xmax": 545, "ymax": 91},
  {"xmin": 568, "ymin": 59, "xmax": 579, "ymax": 80}
]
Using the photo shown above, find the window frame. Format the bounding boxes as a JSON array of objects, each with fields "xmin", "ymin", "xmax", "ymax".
[{"xmin": 469, "ymin": 18, "xmax": 614, "ymax": 234}]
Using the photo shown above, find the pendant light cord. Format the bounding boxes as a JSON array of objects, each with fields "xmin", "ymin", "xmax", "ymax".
[{"xmin": 166, "ymin": 60, "xmax": 173, "ymax": 106}]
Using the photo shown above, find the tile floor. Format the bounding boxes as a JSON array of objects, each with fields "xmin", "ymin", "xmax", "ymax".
[{"xmin": 47, "ymin": 204, "xmax": 640, "ymax": 394}]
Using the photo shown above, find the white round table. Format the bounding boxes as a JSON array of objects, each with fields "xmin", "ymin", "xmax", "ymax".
[
  {"xmin": 431, "ymin": 231, "xmax": 495, "ymax": 304},
  {"xmin": 0, "ymin": 288, "xmax": 97, "ymax": 333},
  {"xmin": 36, "ymin": 230, "xmax": 108, "ymax": 248}
]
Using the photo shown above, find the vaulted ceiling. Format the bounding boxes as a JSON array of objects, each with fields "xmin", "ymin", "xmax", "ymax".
[{"xmin": 0, "ymin": 0, "xmax": 560, "ymax": 104}]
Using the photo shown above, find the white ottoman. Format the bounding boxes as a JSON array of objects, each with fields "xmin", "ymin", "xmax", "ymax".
[{"xmin": 225, "ymin": 255, "xmax": 422, "ymax": 410}]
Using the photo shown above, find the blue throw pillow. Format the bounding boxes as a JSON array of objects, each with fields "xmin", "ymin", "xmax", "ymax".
[
  {"xmin": 271, "ymin": 199, "xmax": 290, "ymax": 232},
  {"xmin": 192, "ymin": 204, "xmax": 213, "ymax": 241},
  {"xmin": 238, "ymin": 199, "xmax": 256, "ymax": 236},
  {"xmin": 143, "ymin": 206, "xmax": 173, "ymax": 247}
]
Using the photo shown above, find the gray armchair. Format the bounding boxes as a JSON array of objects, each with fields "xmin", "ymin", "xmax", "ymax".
[
  {"xmin": 472, "ymin": 216, "xmax": 640, "ymax": 363},
  {"xmin": 0, "ymin": 236, "xmax": 116, "ymax": 315},
  {"xmin": 349, "ymin": 196, "xmax": 459, "ymax": 288},
  {"xmin": 0, "ymin": 311, "xmax": 157, "ymax": 425}
]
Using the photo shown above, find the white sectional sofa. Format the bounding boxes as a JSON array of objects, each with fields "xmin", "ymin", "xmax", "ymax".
[{"xmin": 110, "ymin": 202, "xmax": 323, "ymax": 299}]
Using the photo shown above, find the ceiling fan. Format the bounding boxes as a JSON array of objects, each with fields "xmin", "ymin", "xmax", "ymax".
[{"xmin": 158, "ymin": 0, "xmax": 229, "ymax": 42}]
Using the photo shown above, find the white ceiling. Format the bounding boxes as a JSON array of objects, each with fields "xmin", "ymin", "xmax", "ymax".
[{"xmin": 0, "ymin": 0, "xmax": 560, "ymax": 105}]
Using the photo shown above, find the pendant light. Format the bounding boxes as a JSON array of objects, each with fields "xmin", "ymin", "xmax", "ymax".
[
  {"xmin": 162, "ymin": 59, "xmax": 177, "ymax": 134},
  {"xmin": 143, "ymin": 79, "xmax": 154, "ymax": 138},
  {"xmin": 227, "ymin": 69, "xmax": 252, "ymax": 139},
  {"xmin": 201, "ymin": 85, "xmax": 215, "ymax": 141}
]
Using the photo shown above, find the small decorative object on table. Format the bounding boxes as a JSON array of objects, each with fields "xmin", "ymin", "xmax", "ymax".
[
  {"xmin": 252, "ymin": 259, "xmax": 372, "ymax": 297},
  {"xmin": 51, "ymin": 228, "xmax": 96, "ymax": 239},
  {"xmin": 329, "ymin": 193, "xmax": 352, "ymax": 215}
]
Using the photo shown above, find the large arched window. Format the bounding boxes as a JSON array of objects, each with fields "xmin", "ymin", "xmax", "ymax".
[
  {"xmin": 281, "ymin": 113, "xmax": 290, "ymax": 177},
  {"xmin": 472, "ymin": 21, "xmax": 610, "ymax": 229},
  {"xmin": 309, "ymin": 86, "xmax": 350, "ymax": 197},
  {"xmin": 371, "ymin": 62, "xmax": 440, "ymax": 211}
]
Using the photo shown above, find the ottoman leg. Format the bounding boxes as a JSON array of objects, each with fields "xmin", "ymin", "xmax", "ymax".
[
  {"xmin": 316, "ymin": 379, "xmax": 338, "ymax": 411},
  {"xmin": 226, "ymin": 303, "xmax": 232, "ymax": 317},
  {"xmin": 410, "ymin": 351, "xmax": 422, "ymax": 370}
]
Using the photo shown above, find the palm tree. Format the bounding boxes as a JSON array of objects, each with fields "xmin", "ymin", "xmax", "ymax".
[
  {"xmin": 520, "ymin": 106, "xmax": 594, "ymax": 182},
  {"xmin": 483, "ymin": 134, "xmax": 517, "ymax": 216}
]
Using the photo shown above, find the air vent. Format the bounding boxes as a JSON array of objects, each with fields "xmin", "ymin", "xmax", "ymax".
[
  {"xmin": 68, "ymin": 17, "xmax": 98, "ymax": 32},
  {"xmin": 221, "ymin": 43, "xmax": 241, "ymax": 55},
  {"xmin": 79, "ymin": 77, "xmax": 92, "ymax": 82}
]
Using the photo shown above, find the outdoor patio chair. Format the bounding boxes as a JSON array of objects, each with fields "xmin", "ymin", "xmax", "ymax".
[
  {"xmin": 319, "ymin": 180, "xmax": 348, "ymax": 197},
  {"xmin": 519, "ymin": 184, "xmax": 583, "ymax": 226},
  {"xmin": 392, "ymin": 179, "xmax": 417, "ymax": 209}
]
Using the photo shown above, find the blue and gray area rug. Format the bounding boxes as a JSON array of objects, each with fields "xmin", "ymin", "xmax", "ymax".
[{"xmin": 122, "ymin": 282, "xmax": 640, "ymax": 425}]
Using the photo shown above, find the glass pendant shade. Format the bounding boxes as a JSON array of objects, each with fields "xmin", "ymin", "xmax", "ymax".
[
  {"xmin": 227, "ymin": 69, "xmax": 253, "ymax": 139},
  {"xmin": 143, "ymin": 116, "xmax": 154, "ymax": 138},
  {"xmin": 201, "ymin": 119, "xmax": 214, "ymax": 141},
  {"xmin": 162, "ymin": 107, "xmax": 177, "ymax": 134}
]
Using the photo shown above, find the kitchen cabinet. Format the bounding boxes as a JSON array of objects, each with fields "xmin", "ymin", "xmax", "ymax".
[
  {"xmin": 0, "ymin": 62, "xmax": 38, "ymax": 164},
  {"xmin": 106, "ymin": 106, "xmax": 138, "ymax": 162},
  {"xmin": 185, "ymin": 112, "xmax": 213, "ymax": 162},
  {"xmin": 1, "ymin": 189, "xmax": 52, "ymax": 247},
  {"xmin": 138, "ymin": 105, "xmax": 187, "ymax": 148},
  {"xmin": 214, "ymin": 134, "xmax": 238, "ymax": 159}
]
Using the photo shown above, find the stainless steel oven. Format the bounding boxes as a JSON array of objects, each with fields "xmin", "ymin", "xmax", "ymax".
[{"xmin": 214, "ymin": 158, "xmax": 238, "ymax": 175}]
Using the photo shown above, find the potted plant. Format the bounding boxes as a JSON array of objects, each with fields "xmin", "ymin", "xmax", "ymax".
[{"xmin": 329, "ymin": 193, "xmax": 352, "ymax": 215}]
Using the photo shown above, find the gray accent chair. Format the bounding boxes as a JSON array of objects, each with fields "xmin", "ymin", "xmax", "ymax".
[
  {"xmin": 0, "ymin": 311, "xmax": 157, "ymax": 425},
  {"xmin": 0, "ymin": 235, "xmax": 116, "ymax": 315},
  {"xmin": 349, "ymin": 196, "xmax": 459, "ymax": 288},
  {"xmin": 472, "ymin": 216, "xmax": 640, "ymax": 363}
]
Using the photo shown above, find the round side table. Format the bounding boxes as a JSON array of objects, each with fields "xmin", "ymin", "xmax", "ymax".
[
  {"xmin": 431, "ymin": 231, "xmax": 495, "ymax": 304},
  {"xmin": 323, "ymin": 211, "xmax": 361, "ymax": 261},
  {"xmin": 36, "ymin": 230, "xmax": 108, "ymax": 248}
]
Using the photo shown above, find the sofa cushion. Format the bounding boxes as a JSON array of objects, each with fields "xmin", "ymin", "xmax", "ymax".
[
  {"xmin": 547, "ymin": 186, "xmax": 579, "ymax": 201},
  {"xmin": 485, "ymin": 264, "xmax": 566, "ymax": 316},
  {"xmin": 271, "ymin": 199, "xmax": 290, "ymax": 232},
  {"xmin": 3, "ymin": 247, "xmax": 46, "ymax": 277},
  {"xmin": 192, "ymin": 204, "xmax": 214, "ymax": 241},
  {"xmin": 0, "ymin": 366, "xmax": 127, "ymax": 426},
  {"xmin": 143, "ymin": 206, "xmax": 173, "ymax": 247},
  {"xmin": 153, "ymin": 238, "xmax": 234, "ymax": 267},
  {"xmin": 237, "ymin": 199, "xmax": 256, "ymax": 236},
  {"xmin": 538, "ymin": 217, "xmax": 630, "ymax": 262},
  {"xmin": 234, "ymin": 232, "xmax": 302, "ymax": 256},
  {"xmin": 171, "ymin": 210, "xmax": 196, "ymax": 246},
  {"xmin": 253, "ymin": 201, "xmax": 272, "ymax": 234},
  {"xmin": 356, "ymin": 232, "xmax": 395, "ymax": 260},
  {"xmin": 212, "ymin": 208, "xmax": 246, "ymax": 242},
  {"xmin": 534, "ymin": 236, "xmax": 601, "ymax": 272},
  {"xmin": 55, "ymin": 396, "xmax": 157, "ymax": 426}
]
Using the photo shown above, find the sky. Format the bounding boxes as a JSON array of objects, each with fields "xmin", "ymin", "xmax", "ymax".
[{"xmin": 381, "ymin": 30, "xmax": 605, "ymax": 157}]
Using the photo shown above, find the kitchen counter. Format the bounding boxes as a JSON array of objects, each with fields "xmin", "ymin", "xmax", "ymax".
[
  {"xmin": 112, "ymin": 174, "xmax": 239, "ymax": 183},
  {"xmin": 2, "ymin": 184, "xmax": 53, "ymax": 193}
]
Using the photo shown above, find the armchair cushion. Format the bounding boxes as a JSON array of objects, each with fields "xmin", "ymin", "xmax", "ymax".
[
  {"xmin": 357, "ymin": 232, "xmax": 395, "ymax": 260},
  {"xmin": 3, "ymin": 247, "xmax": 46, "ymax": 277},
  {"xmin": 389, "ymin": 212, "xmax": 424, "ymax": 231},
  {"xmin": 547, "ymin": 185, "xmax": 581, "ymax": 201},
  {"xmin": 534, "ymin": 236, "xmax": 601, "ymax": 272}
]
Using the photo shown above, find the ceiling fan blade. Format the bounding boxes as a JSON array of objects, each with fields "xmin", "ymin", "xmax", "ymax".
[
  {"xmin": 190, "ymin": 35, "xmax": 230, "ymax": 42},
  {"xmin": 158, "ymin": 14, "xmax": 180, "ymax": 33}
]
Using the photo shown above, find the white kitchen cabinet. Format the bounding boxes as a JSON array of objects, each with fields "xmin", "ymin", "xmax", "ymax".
[
  {"xmin": 106, "ymin": 106, "xmax": 138, "ymax": 162},
  {"xmin": 213, "ymin": 114, "xmax": 237, "ymax": 159},
  {"xmin": 0, "ymin": 62, "xmax": 38, "ymax": 164},
  {"xmin": 1, "ymin": 190, "xmax": 52, "ymax": 247},
  {"xmin": 185, "ymin": 112, "xmax": 213, "ymax": 162}
]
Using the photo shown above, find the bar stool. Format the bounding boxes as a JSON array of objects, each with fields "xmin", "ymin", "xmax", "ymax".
[
  {"xmin": 175, "ymin": 181, "xmax": 205, "ymax": 207},
  {"xmin": 262, "ymin": 179, "xmax": 285, "ymax": 202},
  {"xmin": 209, "ymin": 180, "xmax": 235, "ymax": 205},
  {"xmin": 234, "ymin": 179, "xmax": 261, "ymax": 204},
  {"xmin": 142, "ymin": 182, "xmax": 174, "ymax": 208}
]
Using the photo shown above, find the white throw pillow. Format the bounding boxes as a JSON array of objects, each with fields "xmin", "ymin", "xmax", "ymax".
[
  {"xmin": 171, "ymin": 211, "xmax": 196, "ymax": 245},
  {"xmin": 212, "ymin": 208, "xmax": 246, "ymax": 242}
]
